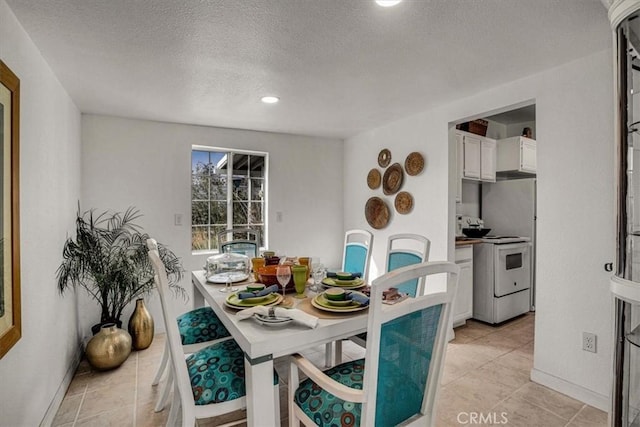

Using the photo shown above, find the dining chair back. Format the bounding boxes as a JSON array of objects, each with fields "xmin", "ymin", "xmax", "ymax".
[
  {"xmin": 290, "ymin": 261, "xmax": 459, "ymax": 426},
  {"xmin": 147, "ymin": 238, "xmax": 278, "ymax": 426},
  {"xmin": 217, "ymin": 228, "xmax": 259, "ymax": 258},
  {"xmin": 341, "ymin": 229, "xmax": 373, "ymax": 281},
  {"xmin": 386, "ymin": 233, "xmax": 431, "ymax": 297}
]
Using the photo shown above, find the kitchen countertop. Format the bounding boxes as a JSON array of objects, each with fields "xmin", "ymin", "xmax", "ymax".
[{"xmin": 455, "ymin": 237, "xmax": 484, "ymax": 246}]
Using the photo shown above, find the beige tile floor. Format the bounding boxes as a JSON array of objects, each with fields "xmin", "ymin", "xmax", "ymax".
[{"xmin": 53, "ymin": 313, "xmax": 608, "ymax": 426}]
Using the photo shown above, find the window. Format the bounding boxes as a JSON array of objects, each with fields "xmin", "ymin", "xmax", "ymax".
[{"xmin": 191, "ymin": 148, "xmax": 266, "ymax": 252}]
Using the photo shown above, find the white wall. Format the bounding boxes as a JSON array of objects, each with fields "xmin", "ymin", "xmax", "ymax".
[
  {"xmin": 344, "ymin": 49, "xmax": 614, "ymax": 409},
  {"xmin": 0, "ymin": 1, "xmax": 82, "ymax": 425},
  {"xmin": 80, "ymin": 115, "xmax": 344, "ymax": 336}
]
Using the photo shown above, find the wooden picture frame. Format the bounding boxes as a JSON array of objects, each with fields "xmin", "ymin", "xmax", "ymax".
[{"xmin": 0, "ymin": 60, "xmax": 21, "ymax": 359}]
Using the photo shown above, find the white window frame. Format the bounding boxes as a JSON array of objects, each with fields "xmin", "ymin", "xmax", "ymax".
[{"xmin": 191, "ymin": 145, "xmax": 269, "ymax": 255}]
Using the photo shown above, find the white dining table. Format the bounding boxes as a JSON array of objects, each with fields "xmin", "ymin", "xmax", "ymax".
[{"xmin": 191, "ymin": 270, "xmax": 369, "ymax": 427}]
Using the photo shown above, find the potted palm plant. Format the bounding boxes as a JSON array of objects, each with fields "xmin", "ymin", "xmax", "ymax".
[{"xmin": 57, "ymin": 206, "xmax": 185, "ymax": 334}]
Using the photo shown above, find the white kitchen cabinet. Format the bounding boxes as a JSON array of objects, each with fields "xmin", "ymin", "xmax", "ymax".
[
  {"xmin": 497, "ymin": 136, "xmax": 537, "ymax": 174},
  {"xmin": 481, "ymin": 139, "xmax": 497, "ymax": 181},
  {"xmin": 456, "ymin": 130, "xmax": 497, "ymax": 184},
  {"xmin": 454, "ymin": 245, "xmax": 474, "ymax": 327}
]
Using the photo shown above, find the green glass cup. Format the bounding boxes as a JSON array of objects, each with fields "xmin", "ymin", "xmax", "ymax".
[{"xmin": 291, "ymin": 265, "xmax": 308, "ymax": 299}]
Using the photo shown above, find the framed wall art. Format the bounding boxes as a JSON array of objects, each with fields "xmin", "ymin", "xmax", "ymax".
[{"xmin": 0, "ymin": 60, "xmax": 21, "ymax": 359}]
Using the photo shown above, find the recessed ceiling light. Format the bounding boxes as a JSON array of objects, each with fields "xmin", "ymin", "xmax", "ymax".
[
  {"xmin": 261, "ymin": 96, "xmax": 279, "ymax": 104},
  {"xmin": 375, "ymin": 0, "xmax": 402, "ymax": 7}
]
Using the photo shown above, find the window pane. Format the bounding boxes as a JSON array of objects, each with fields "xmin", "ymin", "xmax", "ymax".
[
  {"xmin": 233, "ymin": 201, "xmax": 248, "ymax": 225},
  {"xmin": 250, "ymin": 156, "xmax": 265, "ymax": 178},
  {"xmin": 249, "ymin": 201, "xmax": 263, "ymax": 224},
  {"xmin": 248, "ymin": 225, "xmax": 264, "ymax": 247},
  {"xmin": 234, "ymin": 153, "xmax": 249, "ymax": 176},
  {"xmin": 192, "ymin": 175, "xmax": 209, "ymax": 200},
  {"xmin": 210, "ymin": 174, "xmax": 227, "ymax": 200},
  {"xmin": 233, "ymin": 176, "xmax": 248, "ymax": 200},
  {"xmin": 192, "ymin": 201, "xmax": 209, "ymax": 225},
  {"xmin": 210, "ymin": 201, "xmax": 227, "ymax": 224},
  {"xmin": 251, "ymin": 178, "xmax": 264, "ymax": 201},
  {"xmin": 192, "ymin": 226, "xmax": 210, "ymax": 251},
  {"xmin": 192, "ymin": 151, "xmax": 210, "ymax": 175},
  {"xmin": 211, "ymin": 225, "xmax": 226, "ymax": 251}
]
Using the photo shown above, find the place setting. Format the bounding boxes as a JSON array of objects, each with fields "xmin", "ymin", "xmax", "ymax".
[
  {"xmin": 223, "ymin": 284, "xmax": 284, "ymax": 310},
  {"xmin": 310, "ymin": 287, "xmax": 370, "ymax": 313},
  {"xmin": 320, "ymin": 271, "xmax": 366, "ymax": 290}
]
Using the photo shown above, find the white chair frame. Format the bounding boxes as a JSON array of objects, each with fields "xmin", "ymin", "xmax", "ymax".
[
  {"xmin": 290, "ymin": 261, "xmax": 459, "ymax": 427},
  {"xmin": 341, "ymin": 229, "xmax": 374, "ymax": 282},
  {"xmin": 336, "ymin": 233, "xmax": 431, "ymax": 362},
  {"xmin": 325, "ymin": 229, "xmax": 374, "ymax": 366},
  {"xmin": 147, "ymin": 239, "xmax": 279, "ymax": 426}
]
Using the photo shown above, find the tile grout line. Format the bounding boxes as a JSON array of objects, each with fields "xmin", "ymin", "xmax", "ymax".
[
  {"xmin": 133, "ymin": 352, "xmax": 139, "ymax": 427},
  {"xmin": 71, "ymin": 384, "xmax": 88, "ymax": 427},
  {"xmin": 564, "ymin": 404, "xmax": 587, "ymax": 427}
]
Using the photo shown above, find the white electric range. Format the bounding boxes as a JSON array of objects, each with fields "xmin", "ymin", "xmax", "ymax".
[
  {"xmin": 457, "ymin": 216, "xmax": 532, "ymax": 324},
  {"xmin": 473, "ymin": 236, "xmax": 532, "ymax": 324}
]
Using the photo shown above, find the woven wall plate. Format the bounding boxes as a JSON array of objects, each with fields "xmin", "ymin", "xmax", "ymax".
[
  {"xmin": 378, "ymin": 149, "xmax": 391, "ymax": 168},
  {"xmin": 382, "ymin": 163, "xmax": 404, "ymax": 195},
  {"xmin": 367, "ymin": 168, "xmax": 381, "ymax": 189},
  {"xmin": 365, "ymin": 197, "xmax": 390, "ymax": 229},
  {"xmin": 394, "ymin": 191, "xmax": 413, "ymax": 214},
  {"xmin": 405, "ymin": 152, "xmax": 425, "ymax": 176}
]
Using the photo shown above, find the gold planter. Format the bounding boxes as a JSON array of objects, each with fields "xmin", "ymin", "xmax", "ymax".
[
  {"xmin": 128, "ymin": 298, "xmax": 154, "ymax": 350},
  {"xmin": 86, "ymin": 323, "xmax": 131, "ymax": 370}
]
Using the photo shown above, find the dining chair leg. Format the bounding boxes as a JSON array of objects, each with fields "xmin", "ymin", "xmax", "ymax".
[
  {"xmin": 324, "ymin": 342, "xmax": 333, "ymax": 367},
  {"xmin": 167, "ymin": 382, "xmax": 180, "ymax": 426},
  {"xmin": 289, "ymin": 359, "xmax": 299, "ymax": 427},
  {"xmin": 154, "ymin": 367, "xmax": 173, "ymax": 412},
  {"xmin": 151, "ymin": 341, "xmax": 169, "ymax": 386},
  {"xmin": 334, "ymin": 340, "xmax": 342, "ymax": 366}
]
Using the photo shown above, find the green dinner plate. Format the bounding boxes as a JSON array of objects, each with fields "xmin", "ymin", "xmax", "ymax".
[
  {"xmin": 311, "ymin": 293, "xmax": 369, "ymax": 313},
  {"xmin": 226, "ymin": 292, "xmax": 279, "ymax": 308},
  {"xmin": 322, "ymin": 277, "xmax": 365, "ymax": 287}
]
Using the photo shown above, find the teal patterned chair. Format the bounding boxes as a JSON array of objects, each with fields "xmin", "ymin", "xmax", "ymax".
[
  {"xmin": 147, "ymin": 239, "xmax": 279, "ymax": 426},
  {"xmin": 325, "ymin": 229, "xmax": 374, "ymax": 366},
  {"xmin": 290, "ymin": 261, "xmax": 458, "ymax": 427},
  {"xmin": 151, "ymin": 228, "xmax": 260, "ymax": 411}
]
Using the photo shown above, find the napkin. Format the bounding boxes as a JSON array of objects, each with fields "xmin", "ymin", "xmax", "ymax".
[
  {"xmin": 237, "ymin": 285, "xmax": 279, "ymax": 300},
  {"xmin": 327, "ymin": 272, "xmax": 362, "ymax": 279},
  {"xmin": 346, "ymin": 292, "xmax": 370, "ymax": 307},
  {"xmin": 236, "ymin": 306, "xmax": 319, "ymax": 328}
]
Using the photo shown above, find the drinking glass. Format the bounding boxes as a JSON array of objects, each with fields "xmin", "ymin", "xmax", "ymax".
[
  {"xmin": 276, "ymin": 265, "xmax": 291, "ymax": 297},
  {"xmin": 291, "ymin": 265, "xmax": 308, "ymax": 299},
  {"xmin": 311, "ymin": 263, "xmax": 326, "ymax": 293}
]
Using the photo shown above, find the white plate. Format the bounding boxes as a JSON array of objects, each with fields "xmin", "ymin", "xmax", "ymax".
[
  {"xmin": 206, "ymin": 272, "xmax": 250, "ymax": 284},
  {"xmin": 253, "ymin": 314, "xmax": 293, "ymax": 326}
]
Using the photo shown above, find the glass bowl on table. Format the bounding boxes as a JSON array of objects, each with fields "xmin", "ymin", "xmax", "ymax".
[{"xmin": 205, "ymin": 250, "xmax": 250, "ymax": 293}]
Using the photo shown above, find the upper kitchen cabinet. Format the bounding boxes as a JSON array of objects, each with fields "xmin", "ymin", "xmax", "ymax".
[
  {"xmin": 456, "ymin": 130, "xmax": 497, "ymax": 183},
  {"xmin": 496, "ymin": 136, "xmax": 537, "ymax": 176}
]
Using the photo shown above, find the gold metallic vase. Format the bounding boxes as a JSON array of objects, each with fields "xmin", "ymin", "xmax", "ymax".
[
  {"xmin": 86, "ymin": 323, "xmax": 132, "ymax": 370},
  {"xmin": 128, "ymin": 298, "xmax": 154, "ymax": 350}
]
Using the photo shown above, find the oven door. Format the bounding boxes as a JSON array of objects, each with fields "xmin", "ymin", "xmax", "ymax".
[{"xmin": 494, "ymin": 242, "xmax": 531, "ymax": 297}]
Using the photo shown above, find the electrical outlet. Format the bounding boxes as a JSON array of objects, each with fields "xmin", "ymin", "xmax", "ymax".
[{"xmin": 582, "ymin": 332, "xmax": 597, "ymax": 353}]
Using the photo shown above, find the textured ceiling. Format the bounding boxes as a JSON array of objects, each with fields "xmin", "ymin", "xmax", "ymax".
[{"xmin": 5, "ymin": 0, "xmax": 610, "ymax": 139}]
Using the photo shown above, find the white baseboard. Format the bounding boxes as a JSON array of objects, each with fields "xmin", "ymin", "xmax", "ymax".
[
  {"xmin": 39, "ymin": 343, "xmax": 83, "ymax": 427},
  {"xmin": 530, "ymin": 368, "xmax": 610, "ymax": 412}
]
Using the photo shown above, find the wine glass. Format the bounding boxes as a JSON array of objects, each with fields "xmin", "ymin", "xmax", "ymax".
[
  {"xmin": 311, "ymin": 263, "xmax": 326, "ymax": 293},
  {"xmin": 276, "ymin": 265, "xmax": 291, "ymax": 298}
]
